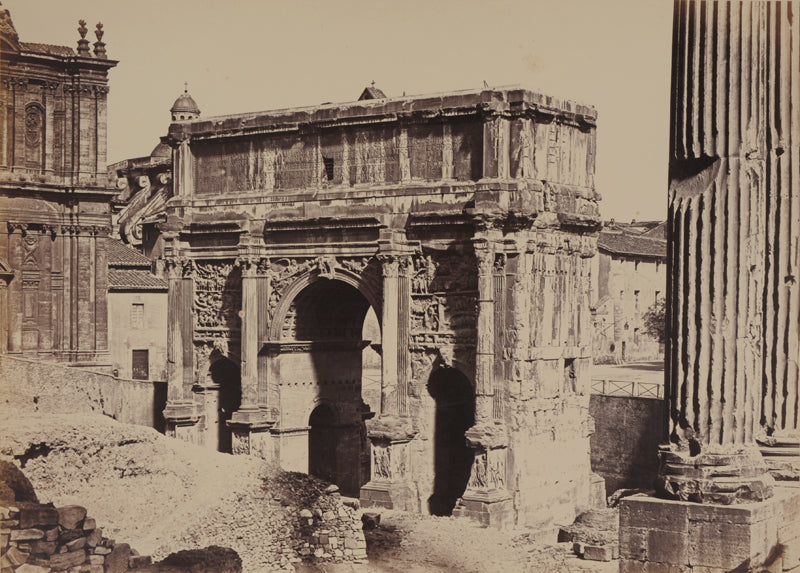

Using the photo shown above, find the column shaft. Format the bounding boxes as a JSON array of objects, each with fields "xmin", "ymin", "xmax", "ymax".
[
  {"xmin": 239, "ymin": 261, "xmax": 259, "ymax": 411},
  {"xmin": 380, "ymin": 257, "xmax": 399, "ymax": 416},
  {"xmin": 474, "ymin": 240, "xmax": 495, "ymax": 424}
]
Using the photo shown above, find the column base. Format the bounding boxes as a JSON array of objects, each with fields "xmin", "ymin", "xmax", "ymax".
[
  {"xmin": 619, "ymin": 487, "xmax": 800, "ymax": 573},
  {"xmin": 658, "ymin": 444, "xmax": 775, "ymax": 503},
  {"xmin": 759, "ymin": 432, "xmax": 800, "ymax": 482}
]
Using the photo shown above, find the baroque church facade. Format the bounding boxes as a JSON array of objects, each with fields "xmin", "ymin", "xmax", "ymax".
[{"xmin": 0, "ymin": 6, "xmax": 117, "ymax": 364}]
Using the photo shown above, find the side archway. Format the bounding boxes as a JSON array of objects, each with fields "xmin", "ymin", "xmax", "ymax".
[{"xmin": 426, "ymin": 366, "xmax": 475, "ymax": 516}]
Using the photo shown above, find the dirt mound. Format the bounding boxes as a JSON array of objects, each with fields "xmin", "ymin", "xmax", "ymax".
[{"xmin": 0, "ymin": 413, "xmax": 363, "ymax": 572}]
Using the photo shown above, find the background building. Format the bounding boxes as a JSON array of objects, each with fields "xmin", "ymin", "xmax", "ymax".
[
  {"xmin": 591, "ymin": 220, "xmax": 666, "ymax": 363},
  {"xmin": 106, "ymin": 237, "xmax": 167, "ymax": 381}
]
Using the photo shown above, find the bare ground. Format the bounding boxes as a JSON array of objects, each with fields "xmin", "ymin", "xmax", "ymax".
[{"xmin": 0, "ymin": 413, "xmax": 618, "ymax": 573}]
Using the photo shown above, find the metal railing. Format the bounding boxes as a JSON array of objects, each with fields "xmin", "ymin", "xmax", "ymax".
[{"xmin": 590, "ymin": 379, "xmax": 663, "ymax": 399}]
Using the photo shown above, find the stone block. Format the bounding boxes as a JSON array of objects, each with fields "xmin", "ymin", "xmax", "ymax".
[
  {"xmin": 619, "ymin": 525, "xmax": 648, "ymax": 560},
  {"xmin": 48, "ymin": 549, "xmax": 86, "ymax": 570},
  {"xmin": 64, "ymin": 537, "xmax": 86, "ymax": 552},
  {"xmin": 104, "ymin": 542, "xmax": 130, "ymax": 573},
  {"xmin": 648, "ymin": 529, "xmax": 689, "ymax": 564},
  {"xmin": 15, "ymin": 564, "xmax": 52, "ymax": 573},
  {"xmin": 81, "ymin": 519, "xmax": 95, "ymax": 531},
  {"xmin": 619, "ymin": 496, "xmax": 688, "ymax": 533},
  {"xmin": 19, "ymin": 507, "xmax": 59, "ymax": 530},
  {"xmin": 29, "ymin": 540, "xmax": 57, "ymax": 555},
  {"xmin": 57, "ymin": 507, "xmax": 86, "ymax": 530},
  {"xmin": 688, "ymin": 520, "xmax": 760, "ymax": 570},
  {"xmin": 58, "ymin": 528, "xmax": 86, "ymax": 543},
  {"xmin": 583, "ymin": 544, "xmax": 614, "ymax": 562},
  {"xmin": 44, "ymin": 528, "xmax": 59, "ymax": 542},
  {"xmin": 85, "ymin": 529, "xmax": 101, "ymax": 548},
  {"xmin": 3, "ymin": 545, "xmax": 30, "ymax": 566},
  {"xmin": 87, "ymin": 555, "xmax": 104, "ymax": 565},
  {"xmin": 11, "ymin": 529, "xmax": 44, "ymax": 542}
]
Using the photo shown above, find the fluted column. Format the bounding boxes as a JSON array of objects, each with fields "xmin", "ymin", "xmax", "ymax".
[{"xmin": 661, "ymin": 0, "xmax": 800, "ymax": 503}]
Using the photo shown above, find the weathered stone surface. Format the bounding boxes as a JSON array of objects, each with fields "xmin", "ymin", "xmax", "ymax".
[
  {"xmin": 3, "ymin": 545, "xmax": 30, "ymax": 566},
  {"xmin": 660, "ymin": 0, "xmax": 799, "ymax": 505},
  {"xmin": 15, "ymin": 563, "xmax": 52, "ymax": 573},
  {"xmin": 29, "ymin": 539, "xmax": 58, "ymax": 555},
  {"xmin": 105, "ymin": 543, "xmax": 131, "ymax": 573},
  {"xmin": 11, "ymin": 528, "xmax": 45, "ymax": 541},
  {"xmin": 19, "ymin": 506, "xmax": 58, "ymax": 529},
  {"xmin": 57, "ymin": 506, "xmax": 86, "ymax": 530},
  {"xmin": 48, "ymin": 549, "xmax": 86, "ymax": 570}
]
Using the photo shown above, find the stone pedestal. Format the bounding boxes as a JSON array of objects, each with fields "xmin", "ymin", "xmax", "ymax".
[
  {"xmin": 360, "ymin": 415, "xmax": 418, "ymax": 511},
  {"xmin": 452, "ymin": 421, "xmax": 514, "ymax": 529},
  {"xmin": 163, "ymin": 400, "xmax": 198, "ymax": 443},
  {"xmin": 619, "ymin": 488, "xmax": 800, "ymax": 573},
  {"xmin": 452, "ymin": 443, "xmax": 513, "ymax": 529},
  {"xmin": 228, "ymin": 418, "xmax": 274, "ymax": 459}
]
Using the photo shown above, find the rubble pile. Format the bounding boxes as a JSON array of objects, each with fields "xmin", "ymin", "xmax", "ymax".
[
  {"xmin": 0, "ymin": 501, "xmax": 153, "ymax": 573},
  {"xmin": 0, "ymin": 414, "xmax": 366, "ymax": 572}
]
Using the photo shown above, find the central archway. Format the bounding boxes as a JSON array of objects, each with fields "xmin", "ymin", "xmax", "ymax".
[{"xmin": 274, "ymin": 276, "xmax": 378, "ymax": 497}]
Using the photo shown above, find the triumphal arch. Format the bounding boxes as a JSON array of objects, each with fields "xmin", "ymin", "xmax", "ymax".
[{"xmin": 160, "ymin": 87, "xmax": 602, "ymax": 529}]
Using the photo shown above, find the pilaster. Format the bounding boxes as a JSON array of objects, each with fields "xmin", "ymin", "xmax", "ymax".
[
  {"xmin": 361, "ymin": 230, "xmax": 418, "ymax": 511},
  {"xmin": 163, "ymin": 251, "xmax": 197, "ymax": 439},
  {"xmin": 228, "ymin": 241, "xmax": 274, "ymax": 448}
]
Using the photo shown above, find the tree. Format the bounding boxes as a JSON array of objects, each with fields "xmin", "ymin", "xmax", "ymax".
[{"xmin": 642, "ymin": 296, "xmax": 666, "ymax": 344}]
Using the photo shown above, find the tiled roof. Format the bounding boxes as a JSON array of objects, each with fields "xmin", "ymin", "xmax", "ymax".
[
  {"xmin": 19, "ymin": 42, "xmax": 75, "ymax": 57},
  {"xmin": 598, "ymin": 230, "xmax": 666, "ymax": 259},
  {"xmin": 106, "ymin": 238, "xmax": 152, "ymax": 268},
  {"xmin": 641, "ymin": 221, "xmax": 667, "ymax": 239},
  {"xmin": 358, "ymin": 86, "xmax": 387, "ymax": 100},
  {"xmin": 108, "ymin": 269, "xmax": 167, "ymax": 291}
]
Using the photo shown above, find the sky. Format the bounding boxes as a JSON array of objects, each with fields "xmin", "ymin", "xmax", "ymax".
[{"xmin": 5, "ymin": 0, "xmax": 673, "ymax": 221}]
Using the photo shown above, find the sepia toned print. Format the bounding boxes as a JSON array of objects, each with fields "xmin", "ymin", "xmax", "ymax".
[{"xmin": 0, "ymin": 1, "xmax": 798, "ymax": 572}]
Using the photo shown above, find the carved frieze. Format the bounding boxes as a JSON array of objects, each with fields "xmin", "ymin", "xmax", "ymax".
[
  {"xmin": 193, "ymin": 260, "xmax": 241, "ymax": 335},
  {"xmin": 467, "ymin": 449, "xmax": 506, "ymax": 491},
  {"xmin": 372, "ymin": 443, "xmax": 391, "ymax": 480},
  {"xmin": 411, "ymin": 254, "xmax": 437, "ymax": 294}
]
